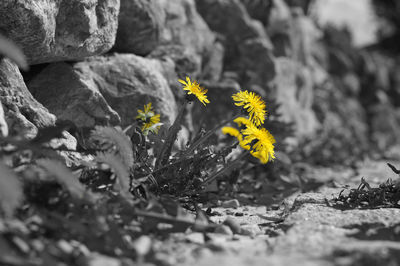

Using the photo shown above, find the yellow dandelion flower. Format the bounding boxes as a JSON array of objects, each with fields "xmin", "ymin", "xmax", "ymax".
[
  {"xmin": 136, "ymin": 103, "xmax": 161, "ymax": 134},
  {"xmin": 142, "ymin": 114, "xmax": 161, "ymax": 132},
  {"xmin": 233, "ymin": 117, "xmax": 252, "ymax": 127},
  {"xmin": 232, "ymin": 90, "xmax": 266, "ymax": 126},
  {"xmin": 221, "ymin": 126, "xmax": 250, "ymax": 150},
  {"xmin": 242, "ymin": 123, "xmax": 275, "ymax": 164},
  {"xmin": 179, "ymin": 77, "xmax": 210, "ymax": 106}
]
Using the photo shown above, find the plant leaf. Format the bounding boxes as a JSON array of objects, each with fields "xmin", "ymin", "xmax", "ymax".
[
  {"xmin": 91, "ymin": 126, "xmax": 134, "ymax": 168},
  {"xmin": 36, "ymin": 159, "xmax": 91, "ymax": 201},
  {"xmin": 0, "ymin": 162, "xmax": 23, "ymax": 217},
  {"xmin": 95, "ymin": 152, "xmax": 134, "ymax": 197}
]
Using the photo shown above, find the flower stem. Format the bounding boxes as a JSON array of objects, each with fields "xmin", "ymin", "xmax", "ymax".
[
  {"xmin": 184, "ymin": 113, "xmax": 242, "ymax": 155},
  {"xmin": 155, "ymin": 100, "xmax": 188, "ymax": 169},
  {"xmin": 202, "ymin": 151, "xmax": 248, "ymax": 185}
]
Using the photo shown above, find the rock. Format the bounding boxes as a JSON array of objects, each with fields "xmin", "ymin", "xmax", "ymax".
[
  {"xmin": 149, "ymin": 45, "xmax": 202, "ymax": 85},
  {"xmin": 0, "ymin": 102, "xmax": 8, "ymax": 137},
  {"xmin": 191, "ymin": 80, "xmax": 240, "ymax": 129},
  {"xmin": 28, "ymin": 54, "xmax": 178, "ymax": 128},
  {"xmin": 240, "ymin": 224, "xmax": 262, "ymax": 237},
  {"xmin": 115, "ymin": 0, "xmax": 164, "ymax": 55},
  {"xmin": 200, "ymin": 42, "xmax": 225, "ymax": 82},
  {"xmin": 223, "ymin": 217, "xmax": 241, "ymax": 234},
  {"xmin": 116, "ymin": 0, "xmax": 220, "ymax": 81},
  {"xmin": 88, "ymin": 253, "xmax": 121, "ymax": 266},
  {"xmin": 185, "ymin": 232, "xmax": 205, "ymax": 244},
  {"xmin": 221, "ymin": 199, "xmax": 241, "ymax": 208},
  {"xmin": 159, "ymin": 0, "xmax": 216, "ymax": 58},
  {"xmin": 239, "ymin": 0, "xmax": 273, "ymax": 26},
  {"xmin": 195, "ymin": 0, "xmax": 275, "ymax": 88},
  {"xmin": 0, "ymin": 58, "xmax": 56, "ymax": 137},
  {"xmin": 214, "ymin": 224, "xmax": 234, "ymax": 236},
  {"xmin": 27, "ymin": 62, "xmax": 120, "ymax": 129},
  {"xmin": 274, "ymin": 57, "xmax": 319, "ymax": 137},
  {"xmin": 132, "ymin": 235, "xmax": 152, "ymax": 256},
  {"xmin": 0, "ymin": 0, "xmax": 120, "ymax": 65}
]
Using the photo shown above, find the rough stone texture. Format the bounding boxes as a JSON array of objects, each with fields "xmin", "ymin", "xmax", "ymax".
[
  {"xmin": 191, "ymin": 80, "xmax": 240, "ymax": 130},
  {"xmin": 27, "ymin": 62, "xmax": 120, "ymax": 129},
  {"xmin": 195, "ymin": 0, "xmax": 275, "ymax": 88},
  {"xmin": 0, "ymin": 59, "xmax": 56, "ymax": 137},
  {"xmin": 0, "ymin": 102, "xmax": 8, "ymax": 137},
  {"xmin": 115, "ymin": 0, "xmax": 164, "ymax": 55},
  {"xmin": 28, "ymin": 54, "xmax": 178, "ymax": 128},
  {"xmin": 116, "ymin": 0, "xmax": 221, "ymax": 81},
  {"xmin": 0, "ymin": 0, "xmax": 120, "ymax": 65},
  {"xmin": 159, "ymin": 0, "xmax": 215, "ymax": 58},
  {"xmin": 274, "ymin": 58, "xmax": 319, "ymax": 137}
]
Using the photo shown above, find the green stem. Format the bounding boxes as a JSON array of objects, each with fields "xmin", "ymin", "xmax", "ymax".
[
  {"xmin": 203, "ymin": 151, "xmax": 248, "ymax": 185},
  {"xmin": 155, "ymin": 100, "xmax": 188, "ymax": 169},
  {"xmin": 184, "ymin": 113, "xmax": 242, "ymax": 155}
]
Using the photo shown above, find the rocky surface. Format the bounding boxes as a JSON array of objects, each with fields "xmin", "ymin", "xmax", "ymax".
[
  {"xmin": 28, "ymin": 54, "xmax": 177, "ymax": 128},
  {"xmin": 152, "ymin": 160, "xmax": 400, "ymax": 266},
  {"xmin": 195, "ymin": 0, "xmax": 275, "ymax": 88},
  {"xmin": 0, "ymin": 59, "xmax": 56, "ymax": 137},
  {"xmin": 0, "ymin": 0, "xmax": 120, "ymax": 65},
  {"xmin": 115, "ymin": 0, "xmax": 164, "ymax": 55}
]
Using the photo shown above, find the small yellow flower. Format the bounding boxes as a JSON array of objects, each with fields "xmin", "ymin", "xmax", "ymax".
[
  {"xmin": 233, "ymin": 117, "xmax": 252, "ymax": 127},
  {"xmin": 136, "ymin": 103, "xmax": 161, "ymax": 134},
  {"xmin": 232, "ymin": 90, "xmax": 266, "ymax": 126},
  {"xmin": 179, "ymin": 77, "xmax": 210, "ymax": 106},
  {"xmin": 221, "ymin": 126, "xmax": 250, "ymax": 150},
  {"xmin": 242, "ymin": 123, "xmax": 275, "ymax": 164}
]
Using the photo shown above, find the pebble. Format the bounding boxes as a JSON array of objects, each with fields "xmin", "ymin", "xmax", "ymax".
[
  {"xmin": 222, "ymin": 199, "xmax": 240, "ymax": 208},
  {"xmin": 240, "ymin": 224, "xmax": 262, "ymax": 237},
  {"xmin": 214, "ymin": 224, "xmax": 233, "ymax": 236},
  {"xmin": 185, "ymin": 232, "xmax": 205, "ymax": 244},
  {"xmin": 132, "ymin": 235, "xmax": 152, "ymax": 256},
  {"xmin": 223, "ymin": 217, "xmax": 241, "ymax": 234}
]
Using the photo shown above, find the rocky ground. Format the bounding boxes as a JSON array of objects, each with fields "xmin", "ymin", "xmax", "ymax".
[{"xmin": 148, "ymin": 160, "xmax": 400, "ymax": 266}]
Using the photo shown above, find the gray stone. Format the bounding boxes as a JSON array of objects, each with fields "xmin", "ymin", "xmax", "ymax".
[
  {"xmin": 274, "ymin": 57, "xmax": 319, "ymax": 137},
  {"xmin": 240, "ymin": 224, "xmax": 262, "ymax": 237},
  {"xmin": 214, "ymin": 224, "xmax": 234, "ymax": 236},
  {"xmin": 115, "ymin": 0, "xmax": 164, "ymax": 55},
  {"xmin": 0, "ymin": 59, "xmax": 56, "ymax": 137},
  {"xmin": 159, "ymin": 0, "xmax": 216, "ymax": 58},
  {"xmin": 221, "ymin": 199, "xmax": 241, "ymax": 208},
  {"xmin": 0, "ymin": 0, "xmax": 120, "ymax": 65},
  {"xmin": 28, "ymin": 54, "xmax": 178, "ymax": 128},
  {"xmin": 0, "ymin": 102, "xmax": 8, "ymax": 137},
  {"xmin": 28, "ymin": 62, "xmax": 120, "ymax": 129},
  {"xmin": 195, "ymin": 0, "xmax": 275, "ymax": 87}
]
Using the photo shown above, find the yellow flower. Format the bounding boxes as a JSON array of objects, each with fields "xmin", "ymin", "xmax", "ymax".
[
  {"xmin": 242, "ymin": 123, "xmax": 275, "ymax": 164},
  {"xmin": 232, "ymin": 90, "xmax": 266, "ymax": 126},
  {"xmin": 179, "ymin": 77, "xmax": 210, "ymax": 106},
  {"xmin": 233, "ymin": 117, "xmax": 252, "ymax": 127},
  {"xmin": 136, "ymin": 103, "xmax": 161, "ymax": 134},
  {"xmin": 221, "ymin": 126, "xmax": 250, "ymax": 150}
]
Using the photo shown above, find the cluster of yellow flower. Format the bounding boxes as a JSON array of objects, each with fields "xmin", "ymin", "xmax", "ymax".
[
  {"xmin": 135, "ymin": 103, "xmax": 161, "ymax": 135},
  {"xmin": 135, "ymin": 77, "xmax": 275, "ymax": 164},
  {"xmin": 223, "ymin": 91, "xmax": 275, "ymax": 164}
]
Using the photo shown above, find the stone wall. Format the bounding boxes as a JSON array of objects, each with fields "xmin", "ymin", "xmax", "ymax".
[{"xmin": 0, "ymin": 0, "xmax": 398, "ymax": 155}]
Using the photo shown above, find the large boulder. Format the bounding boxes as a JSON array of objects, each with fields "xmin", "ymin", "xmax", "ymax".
[
  {"xmin": 28, "ymin": 54, "xmax": 178, "ymax": 128},
  {"xmin": 195, "ymin": 0, "xmax": 275, "ymax": 88},
  {"xmin": 0, "ymin": 59, "xmax": 56, "ymax": 137},
  {"xmin": 0, "ymin": 0, "xmax": 120, "ymax": 65}
]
